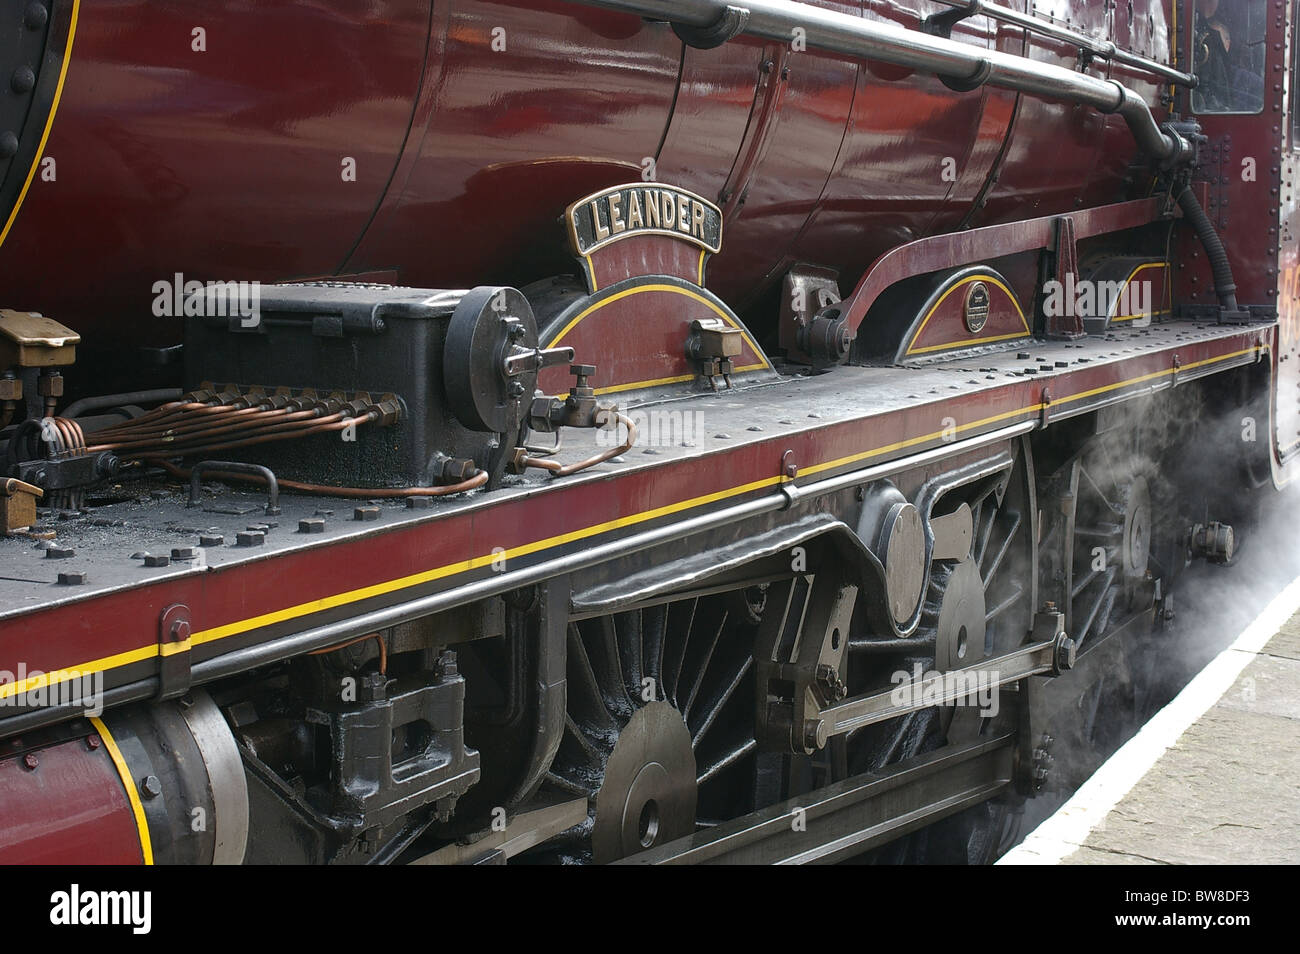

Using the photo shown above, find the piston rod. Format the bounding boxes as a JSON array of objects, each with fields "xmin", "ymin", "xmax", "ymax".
[
  {"xmin": 820, "ymin": 630, "xmax": 1075, "ymax": 739},
  {"xmin": 563, "ymin": 0, "xmax": 1192, "ymax": 164}
]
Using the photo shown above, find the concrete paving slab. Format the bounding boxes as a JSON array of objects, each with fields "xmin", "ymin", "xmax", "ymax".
[{"xmin": 1001, "ymin": 578, "xmax": 1300, "ymax": 865}]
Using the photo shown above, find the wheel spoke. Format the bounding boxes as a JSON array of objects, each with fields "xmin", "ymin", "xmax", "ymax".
[
  {"xmin": 980, "ymin": 509, "xmax": 1021, "ymax": 589},
  {"xmin": 568, "ymin": 624, "xmax": 616, "ymax": 732},
  {"xmin": 662, "ymin": 597, "xmax": 697, "ymax": 706},
  {"xmin": 697, "ymin": 737, "xmax": 757, "ymax": 785},
  {"xmin": 1076, "ymin": 566, "xmax": 1118, "ymax": 642},
  {"xmin": 985, "ymin": 584, "xmax": 1024, "ymax": 623},
  {"xmin": 586, "ymin": 617, "xmax": 634, "ymax": 720},
  {"xmin": 690, "ymin": 656, "xmax": 752, "ymax": 746},
  {"xmin": 614, "ymin": 609, "xmax": 644, "ymax": 703},
  {"xmin": 565, "ymin": 714, "xmax": 605, "ymax": 766},
  {"xmin": 682, "ymin": 609, "xmax": 728, "ymax": 721},
  {"xmin": 545, "ymin": 771, "xmax": 594, "ymax": 798},
  {"xmin": 976, "ymin": 499, "xmax": 998, "ymax": 564},
  {"xmin": 1080, "ymin": 465, "xmax": 1123, "ymax": 515},
  {"xmin": 642, "ymin": 604, "xmax": 667, "ymax": 691}
]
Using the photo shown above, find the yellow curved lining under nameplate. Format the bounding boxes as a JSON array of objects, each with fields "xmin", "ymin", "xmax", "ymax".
[
  {"xmin": 546, "ymin": 283, "xmax": 770, "ymax": 382},
  {"xmin": 905, "ymin": 274, "xmax": 1030, "ymax": 356},
  {"xmin": 1109, "ymin": 262, "xmax": 1170, "ymax": 323}
]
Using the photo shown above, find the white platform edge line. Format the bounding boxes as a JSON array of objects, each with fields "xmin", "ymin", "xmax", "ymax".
[{"xmin": 997, "ymin": 573, "xmax": 1300, "ymax": 865}]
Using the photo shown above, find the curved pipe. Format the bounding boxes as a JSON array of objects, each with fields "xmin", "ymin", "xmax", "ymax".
[
  {"xmin": 524, "ymin": 413, "xmax": 637, "ymax": 477},
  {"xmin": 59, "ymin": 388, "xmax": 184, "ymax": 419},
  {"xmin": 163, "ymin": 460, "xmax": 487, "ymax": 499},
  {"xmin": 564, "ymin": 0, "xmax": 1191, "ymax": 165},
  {"xmin": 188, "ymin": 460, "xmax": 280, "ymax": 515},
  {"xmin": 1177, "ymin": 184, "xmax": 1240, "ymax": 312}
]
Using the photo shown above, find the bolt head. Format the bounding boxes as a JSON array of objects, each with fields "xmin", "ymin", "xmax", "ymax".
[
  {"xmin": 141, "ymin": 775, "xmax": 162, "ymax": 798},
  {"xmin": 22, "ymin": 753, "xmax": 38, "ymax": 770},
  {"xmin": 803, "ymin": 718, "xmax": 828, "ymax": 751}
]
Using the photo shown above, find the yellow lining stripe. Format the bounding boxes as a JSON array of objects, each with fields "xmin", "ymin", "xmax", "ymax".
[
  {"xmin": 697, "ymin": 248, "xmax": 707, "ymax": 285},
  {"xmin": 0, "ymin": 644, "xmax": 156, "ymax": 700},
  {"xmin": 905, "ymin": 274, "xmax": 1030, "ymax": 356},
  {"xmin": 1113, "ymin": 309, "xmax": 1171, "ymax": 323},
  {"xmin": 547, "ymin": 283, "xmax": 770, "ymax": 371},
  {"xmin": 0, "ymin": 0, "xmax": 80, "ymax": 250},
  {"xmin": 90, "ymin": 716, "xmax": 154, "ymax": 865},
  {"xmin": 908, "ymin": 330, "xmax": 1029, "ymax": 356},
  {"xmin": 0, "ymin": 345, "xmax": 1261, "ymax": 696},
  {"xmin": 1109, "ymin": 262, "xmax": 1170, "ymax": 322},
  {"xmin": 159, "ymin": 638, "xmax": 191, "ymax": 657},
  {"xmin": 547, "ymin": 362, "xmax": 767, "ymax": 400},
  {"xmin": 800, "ymin": 402, "xmax": 1044, "ymax": 477},
  {"xmin": 586, "ymin": 363, "xmax": 767, "ymax": 396}
]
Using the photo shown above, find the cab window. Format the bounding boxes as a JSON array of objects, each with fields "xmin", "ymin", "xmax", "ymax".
[{"xmin": 1191, "ymin": 0, "xmax": 1266, "ymax": 114}]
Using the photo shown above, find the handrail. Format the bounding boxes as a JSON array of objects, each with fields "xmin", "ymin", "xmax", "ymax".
[{"xmin": 564, "ymin": 0, "xmax": 1192, "ymax": 165}]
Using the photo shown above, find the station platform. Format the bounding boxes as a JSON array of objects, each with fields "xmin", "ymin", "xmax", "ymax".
[{"xmin": 1000, "ymin": 578, "xmax": 1300, "ymax": 865}]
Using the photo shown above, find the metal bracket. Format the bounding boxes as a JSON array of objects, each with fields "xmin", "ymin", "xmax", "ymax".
[
  {"xmin": 940, "ymin": 58, "xmax": 992, "ymax": 93},
  {"xmin": 158, "ymin": 603, "xmax": 194, "ymax": 701},
  {"xmin": 923, "ymin": 0, "xmax": 981, "ymax": 39},
  {"xmin": 778, "ymin": 449, "xmax": 800, "ymax": 509},
  {"xmin": 1046, "ymin": 216, "xmax": 1085, "ymax": 339},
  {"xmin": 755, "ymin": 569, "xmax": 859, "ymax": 755},
  {"xmin": 673, "ymin": 4, "xmax": 750, "ymax": 49}
]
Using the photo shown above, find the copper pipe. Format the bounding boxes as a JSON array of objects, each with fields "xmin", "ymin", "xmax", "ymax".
[
  {"xmin": 53, "ymin": 418, "xmax": 78, "ymax": 454},
  {"xmin": 89, "ymin": 400, "xmax": 236, "ymax": 441},
  {"xmin": 87, "ymin": 406, "xmax": 307, "ymax": 450},
  {"xmin": 308, "ymin": 632, "xmax": 388, "ymax": 675},
  {"xmin": 133, "ymin": 413, "xmax": 366, "ymax": 458},
  {"xmin": 269, "ymin": 470, "xmax": 489, "ymax": 497},
  {"xmin": 160, "ymin": 459, "xmax": 487, "ymax": 498},
  {"xmin": 89, "ymin": 411, "xmax": 350, "ymax": 455},
  {"xmin": 91, "ymin": 402, "xmax": 271, "ymax": 440},
  {"xmin": 523, "ymin": 412, "xmax": 637, "ymax": 477}
]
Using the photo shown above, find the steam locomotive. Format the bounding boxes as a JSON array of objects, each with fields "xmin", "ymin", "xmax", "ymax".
[{"xmin": 0, "ymin": 0, "xmax": 1294, "ymax": 864}]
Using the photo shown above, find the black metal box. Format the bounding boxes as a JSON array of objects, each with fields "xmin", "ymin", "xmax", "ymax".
[{"xmin": 184, "ymin": 282, "xmax": 487, "ymax": 488}]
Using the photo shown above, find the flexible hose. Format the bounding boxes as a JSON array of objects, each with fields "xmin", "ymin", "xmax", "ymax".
[
  {"xmin": 1177, "ymin": 184, "xmax": 1239, "ymax": 312},
  {"xmin": 59, "ymin": 388, "xmax": 184, "ymax": 419}
]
